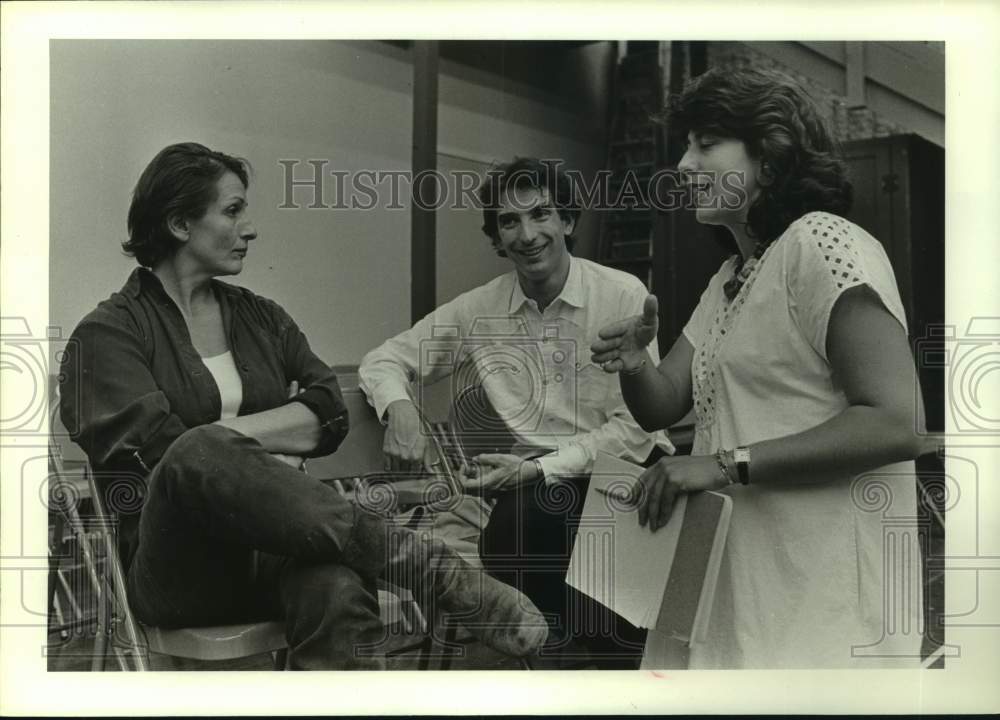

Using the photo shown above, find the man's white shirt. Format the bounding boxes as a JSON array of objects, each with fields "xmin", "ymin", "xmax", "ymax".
[{"xmin": 359, "ymin": 256, "xmax": 673, "ymax": 483}]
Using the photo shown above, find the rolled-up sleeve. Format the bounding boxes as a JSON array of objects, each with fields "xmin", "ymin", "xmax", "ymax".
[
  {"xmin": 358, "ymin": 299, "xmax": 466, "ymax": 422},
  {"xmin": 274, "ymin": 305, "xmax": 350, "ymax": 457},
  {"xmin": 60, "ymin": 314, "xmax": 189, "ymax": 475}
]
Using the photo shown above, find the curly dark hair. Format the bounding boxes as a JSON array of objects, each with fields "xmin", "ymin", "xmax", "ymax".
[
  {"xmin": 123, "ymin": 142, "xmax": 252, "ymax": 267},
  {"xmin": 478, "ymin": 157, "xmax": 581, "ymax": 257},
  {"xmin": 667, "ymin": 66, "xmax": 852, "ymax": 246}
]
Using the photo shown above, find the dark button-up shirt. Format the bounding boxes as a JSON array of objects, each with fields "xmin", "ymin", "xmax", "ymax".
[{"xmin": 60, "ymin": 267, "xmax": 349, "ymax": 480}]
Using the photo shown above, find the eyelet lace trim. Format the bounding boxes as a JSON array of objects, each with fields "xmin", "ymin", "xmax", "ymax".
[
  {"xmin": 803, "ymin": 212, "xmax": 864, "ymax": 289},
  {"xmin": 691, "ymin": 212, "xmax": 868, "ymax": 436},
  {"xmin": 691, "ymin": 241, "xmax": 779, "ymax": 433}
]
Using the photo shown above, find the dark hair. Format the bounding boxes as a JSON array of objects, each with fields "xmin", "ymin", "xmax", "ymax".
[
  {"xmin": 478, "ymin": 157, "xmax": 581, "ymax": 257},
  {"xmin": 123, "ymin": 142, "xmax": 251, "ymax": 267},
  {"xmin": 667, "ymin": 67, "xmax": 852, "ymax": 247}
]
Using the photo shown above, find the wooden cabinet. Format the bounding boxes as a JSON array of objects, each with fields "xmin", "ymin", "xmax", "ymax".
[
  {"xmin": 842, "ymin": 134, "xmax": 946, "ymax": 653},
  {"xmin": 841, "ymin": 134, "xmax": 945, "ymax": 432}
]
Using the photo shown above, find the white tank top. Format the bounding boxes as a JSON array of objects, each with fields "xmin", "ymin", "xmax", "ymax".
[{"xmin": 201, "ymin": 351, "xmax": 244, "ymax": 420}]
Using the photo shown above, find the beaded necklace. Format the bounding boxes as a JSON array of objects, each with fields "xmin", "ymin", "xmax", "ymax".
[{"xmin": 722, "ymin": 238, "xmax": 772, "ymax": 301}]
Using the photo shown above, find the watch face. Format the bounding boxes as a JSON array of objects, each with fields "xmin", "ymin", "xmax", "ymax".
[{"xmin": 734, "ymin": 447, "xmax": 751, "ymax": 484}]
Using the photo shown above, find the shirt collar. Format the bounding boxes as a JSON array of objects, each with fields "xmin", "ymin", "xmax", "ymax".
[
  {"xmin": 126, "ymin": 266, "xmax": 242, "ymax": 302},
  {"xmin": 507, "ymin": 255, "xmax": 584, "ymax": 313},
  {"xmin": 123, "ymin": 267, "xmax": 156, "ymax": 298}
]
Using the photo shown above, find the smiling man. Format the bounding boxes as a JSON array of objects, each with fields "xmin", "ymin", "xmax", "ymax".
[{"xmin": 359, "ymin": 157, "xmax": 671, "ymax": 666}]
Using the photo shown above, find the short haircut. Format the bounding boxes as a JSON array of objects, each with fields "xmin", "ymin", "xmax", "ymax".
[
  {"xmin": 123, "ymin": 142, "xmax": 251, "ymax": 267},
  {"xmin": 478, "ymin": 157, "xmax": 581, "ymax": 256}
]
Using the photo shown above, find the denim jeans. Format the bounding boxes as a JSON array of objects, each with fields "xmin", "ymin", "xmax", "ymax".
[{"xmin": 123, "ymin": 424, "xmax": 386, "ymax": 669}]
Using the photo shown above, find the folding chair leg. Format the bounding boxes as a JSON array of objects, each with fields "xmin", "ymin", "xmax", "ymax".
[
  {"xmin": 63, "ymin": 503, "xmax": 102, "ymax": 602},
  {"xmin": 112, "ymin": 646, "xmax": 132, "ymax": 672},
  {"xmin": 56, "ymin": 571, "xmax": 83, "ymax": 622},
  {"xmin": 51, "ymin": 593, "xmax": 69, "ymax": 640},
  {"xmin": 49, "ymin": 441, "xmax": 152, "ymax": 671},
  {"xmin": 98, "ymin": 531, "xmax": 149, "ymax": 671},
  {"xmin": 91, "ymin": 585, "xmax": 108, "ymax": 672},
  {"xmin": 48, "ymin": 513, "xmax": 67, "ymax": 635}
]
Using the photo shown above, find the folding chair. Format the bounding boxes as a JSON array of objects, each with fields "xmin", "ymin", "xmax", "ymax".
[
  {"xmin": 313, "ymin": 383, "xmax": 538, "ymax": 670},
  {"xmin": 47, "ymin": 387, "xmax": 414, "ymax": 671}
]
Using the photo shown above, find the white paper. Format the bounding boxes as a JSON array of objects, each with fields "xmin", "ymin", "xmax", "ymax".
[{"xmin": 566, "ymin": 453, "xmax": 688, "ymax": 629}]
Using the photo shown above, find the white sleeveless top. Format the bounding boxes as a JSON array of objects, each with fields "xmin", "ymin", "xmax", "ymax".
[
  {"xmin": 676, "ymin": 212, "xmax": 921, "ymax": 669},
  {"xmin": 201, "ymin": 351, "xmax": 243, "ymax": 420}
]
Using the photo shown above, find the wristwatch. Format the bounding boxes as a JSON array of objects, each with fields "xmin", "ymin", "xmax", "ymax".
[{"xmin": 733, "ymin": 446, "xmax": 751, "ymax": 485}]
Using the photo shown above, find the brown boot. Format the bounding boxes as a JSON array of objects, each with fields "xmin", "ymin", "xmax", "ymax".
[
  {"xmin": 409, "ymin": 531, "xmax": 549, "ymax": 658},
  {"xmin": 342, "ymin": 509, "xmax": 548, "ymax": 658}
]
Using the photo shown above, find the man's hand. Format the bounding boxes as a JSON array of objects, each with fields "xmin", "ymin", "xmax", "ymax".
[
  {"xmin": 383, "ymin": 399, "xmax": 430, "ymax": 474},
  {"xmin": 634, "ymin": 454, "xmax": 726, "ymax": 531},
  {"xmin": 590, "ymin": 294, "xmax": 659, "ymax": 373},
  {"xmin": 461, "ymin": 453, "xmax": 541, "ymax": 494}
]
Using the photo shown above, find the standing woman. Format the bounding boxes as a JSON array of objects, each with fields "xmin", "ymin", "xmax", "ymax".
[{"xmin": 591, "ymin": 68, "xmax": 930, "ymax": 668}]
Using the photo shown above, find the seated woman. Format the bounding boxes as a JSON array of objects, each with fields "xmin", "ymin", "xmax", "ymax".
[
  {"xmin": 591, "ymin": 68, "xmax": 932, "ymax": 668},
  {"xmin": 59, "ymin": 142, "xmax": 547, "ymax": 669}
]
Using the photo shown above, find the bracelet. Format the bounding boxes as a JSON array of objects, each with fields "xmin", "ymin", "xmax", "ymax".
[
  {"xmin": 620, "ymin": 357, "xmax": 647, "ymax": 375},
  {"xmin": 521, "ymin": 458, "xmax": 544, "ymax": 483},
  {"xmin": 714, "ymin": 448, "xmax": 736, "ymax": 486}
]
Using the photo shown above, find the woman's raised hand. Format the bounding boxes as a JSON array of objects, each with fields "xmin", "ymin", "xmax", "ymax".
[{"xmin": 590, "ymin": 294, "xmax": 659, "ymax": 373}]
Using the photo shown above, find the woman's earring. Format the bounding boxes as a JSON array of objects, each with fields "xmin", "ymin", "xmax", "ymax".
[{"xmin": 759, "ymin": 161, "xmax": 774, "ymax": 187}]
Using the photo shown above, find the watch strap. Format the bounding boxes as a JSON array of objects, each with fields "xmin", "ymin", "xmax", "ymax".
[{"xmin": 734, "ymin": 446, "xmax": 751, "ymax": 485}]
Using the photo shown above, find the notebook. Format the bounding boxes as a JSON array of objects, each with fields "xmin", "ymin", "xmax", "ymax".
[{"xmin": 565, "ymin": 452, "xmax": 732, "ymax": 643}]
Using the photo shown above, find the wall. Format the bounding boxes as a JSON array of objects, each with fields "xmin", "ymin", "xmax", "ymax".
[
  {"xmin": 49, "ymin": 40, "xmax": 609, "ymax": 365},
  {"xmin": 706, "ymin": 41, "xmax": 944, "ymax": 147},
  {"xmin": 50, "ymin": 40, "xmax": 413, "ymax": 366},
  {"xmin": 434, "ymin": 41, "xmax": 612, "ymax": 305}
]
